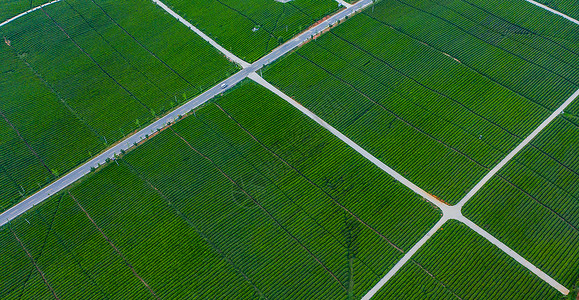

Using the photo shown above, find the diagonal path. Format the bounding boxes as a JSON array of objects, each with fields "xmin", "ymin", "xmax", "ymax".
[
  {"xmin": 335, "ymin": 0, "xmax": 353, "ymax": 8},
  {"xmin": 249, "ymin": 72, "xmax": 573, "ymax": 296},
  {"xmin": 524, "ymin": 0, "xmax": 579, "ymax": 25},
  {"xmin": 150, "ymin": 0, "xmax": 250, "ymax": 68},
  {"xmin": 455, "ymin": 88, "xmax": 579, "ymax": 209}
]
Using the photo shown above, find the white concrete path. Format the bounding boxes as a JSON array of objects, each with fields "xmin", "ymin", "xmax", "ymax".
[
  {"xmin": 0, "ymin": 0, "xmax": 62, "ymax": 27},
  {"xmin": 525, "ymin": 0, "xmax": 579, "ymax": 25},
  {"xmin": 250, "ymin": 72, "xmax": 572, "ymax": 297},
  {"xmin": 150, "ymin": 0, "xmax": 250, "ymax": 68},
  {"xmin": 1, "ymin": 0, "xmax": 574, "ymax": 296},
  {"xmin": 456, "ymin": 88, "xmax": 579, "ymax": 209}
]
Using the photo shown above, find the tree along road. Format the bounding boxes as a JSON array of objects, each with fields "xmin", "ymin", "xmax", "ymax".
[{"xmin": 0, "ymin": 0, "xmax": 373, "ymax": 227}]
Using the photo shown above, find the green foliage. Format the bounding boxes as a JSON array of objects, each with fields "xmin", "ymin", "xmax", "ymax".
[
  {"xmin": 264, "ymin": 0, "xmax": 579, "ymax": 204},
  {"xmin": 0, "ymin": 0, "xmax": 52, "ymax": 23},
  {"xmin": 464, "ymin": 116, "xmax": 579, "ymax": 288},
  {"xmin": 375, "ymin": 221, "xmax": 563, "ymax": 299},
  {"xmin": 0, "ymin": 82, "xmax": 441, "ymax": 298},
  {"xmin": 0, "ymin": 0, "xmax": 237, "ymax": 212},
  {"xmin": 161, "ymin": 0, "xmax": 340, "ymax": 62},
  {"xmin": 534, "ymin": 0, "xmax": 579, "ymax": 20}
]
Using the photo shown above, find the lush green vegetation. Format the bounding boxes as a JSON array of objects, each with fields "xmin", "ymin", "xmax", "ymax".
[
  {"xmin": 464, "ymin": 115, "xmax": 579, "ymax": 289},
  {"xmin": 0, "ymin": 0, "xmax": 52, "ymax": 23},
  {"xmin": 535, "ymin": 0, "xmax": 579, "ymax": 20},
  {"xmin": 374, "ymin": 220, "xmax": 562, "ymax": 299},
  {"xmin": 0, "ymin": 82, "xmax": 440, "ymax": 299},
  {"xmin": 264, "ymin": 0, "xmax": 579, "ymax": 204},
  {"xmin": 0, "ymin": 0, "xmax": 237, "ymax": 212},
  {"xmin": 161, "ymin": 0, "xmax": 341, "ymax": 62}
]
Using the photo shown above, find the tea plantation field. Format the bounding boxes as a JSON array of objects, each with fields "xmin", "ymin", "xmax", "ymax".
[
  {"xmin": 263, "ymin": 0, "xmax": 579, "ymax": 205},
  {"xmin": 1, "ymin": 0, "xmax": 578, "ymax": 298},
  {"xmin": 463, "ymin": 115, "xmax": 579, "ymax": 289},
  {"xmin": 160, "ymin": 0, "xmax": 342, "ymax": 62},
  {"xmin": 0, "ymin": 0, "xmax": 236, "ymax": 212},
  {"xmin": 0, "ymin": 82, "xmax": 441, "ymax": 299},
  {"xmin": 374, "ymin": 220, "xmax": 563, "ymax": 299}
]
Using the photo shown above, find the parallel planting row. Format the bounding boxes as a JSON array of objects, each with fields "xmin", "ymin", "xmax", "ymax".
[
  {"xmin": 464, "ymin": 115, "xmax": 579, "ymax": 290},
  {"xmin": 264, "ymin": 0, "xmax": 579, "ymax": 204},
  {"xmin": 161, "ymin": 0, "xmax": 341, "ymax": 62},
  {"xmin": 374, "ymin": 221, "xmax": 562, "ymax": 299},
  {"xmin": 0, "ymin": 0, "xmax": 236, "ymax": 212},
  {"xmin": 535, "ymin": 0, "xmax": 579, "ymax": 20},
  {"xmin": 0, "ymin": 82, "xmax": 441, "ymax": 299}
]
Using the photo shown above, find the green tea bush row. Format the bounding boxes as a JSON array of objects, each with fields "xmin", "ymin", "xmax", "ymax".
[{"xmin": 376, "ymin": 220, "xmax": 562, "ymax": 299}]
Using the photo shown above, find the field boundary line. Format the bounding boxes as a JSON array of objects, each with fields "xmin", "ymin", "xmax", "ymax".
[
  {"xmin": 362, "ymin": 86, "xmax": 579, "ymax": 297},
  {"xmin": 524, "ymin": 0, "xmax": 579, "ymax": 25},
  {"xmin": 361, "ymin": 217, "xmax": 447, "ymax": 299},
  {"xmin": 170, "ymin": 127, "xmax": 347, "ymax": 291},
  {"xmin": 249, "ymin": 72, "xmax": 571, "ymax": 296},
  {"xmin": 69, "ymin": 191, "xmax": 160, "ymax": 299},
  {"xmin": 335, "ymin": 0, "xmax": 353, "ymax": 8},
  {"xmin": 0, "ymin": 0, "xmax": 62, "ymax": 27},
  {"xmin": 10, "ymin": 227, "xmax": 60, "ymax": 299}
]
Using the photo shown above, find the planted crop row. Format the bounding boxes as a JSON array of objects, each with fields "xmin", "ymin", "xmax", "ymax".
[
  {"xmin": 464, "ymin": 115, "xmax": 579, "ymax": 288},
  {"xmin": 263, "ymin": 0, "xmax": 579, "ymax": 204},
  {"xmin": 535, "ymin": 0, "xmax": 579, "ymax": 21},
  {"xmin": 1, "ymin": 165, "xmax": 262, "ymax": 299},
  {"xmin": 0, "ymin": 193, "xmax": 154, "ymax": 299},
  {"xmin": 0, "ymin": 0, "xmax": 236, "ymax": 212},
  {"xmin": 0, "ymin": 82, "xmax": 441, "ymax": 298},
  {"xmin": 0, "ymin": 45, "xmax": 103, "ymax": 212},
  {"xmin": 366, "ymin": 0, "xmax": 579, "ymax": 109},
  {"xmin": 122, "ymin": 81, "xmax": 441, "ymax": 298},
  {"xmin": 161, "ymin": 0, "xmax": 341, "ymax": 62},
  {"xmin": 375, "ymin": 220, "xmax": 562, "ymax": 299}
]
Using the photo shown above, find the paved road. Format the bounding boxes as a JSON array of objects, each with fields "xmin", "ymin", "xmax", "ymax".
[
  {"xmin": 0, "ymin": 0, "xmax": 373, "ymax": 227},
  {"xmin": 0, "ymin": 0, "xmax": 62, "ymax": 27},
  {"xmin": 150, "ymin": 0, "xmax": 250, "ymax": 68}
]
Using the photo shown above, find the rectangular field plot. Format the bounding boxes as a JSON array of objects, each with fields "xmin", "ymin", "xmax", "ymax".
[
  {"xmin": 0, "ymin": 81, "xmax": 441, "ymax": 299},
  {"xmin": 161, "ymin": 0, "xmax": 341, "ymax": 62},
  {"xmin": 463, "ymin": 115, "xmax": 579, "ymax": 289},
  {"xmin": 0, "ymin": 0, "xmax": 236, "ymax": 212},
  {"xmin": 373, "ymin": 220, "xmax": 562, "ymax": 300},
  {"xmin": 263, "ymin": 0, "xmax": 579, "ymax": 204}
]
